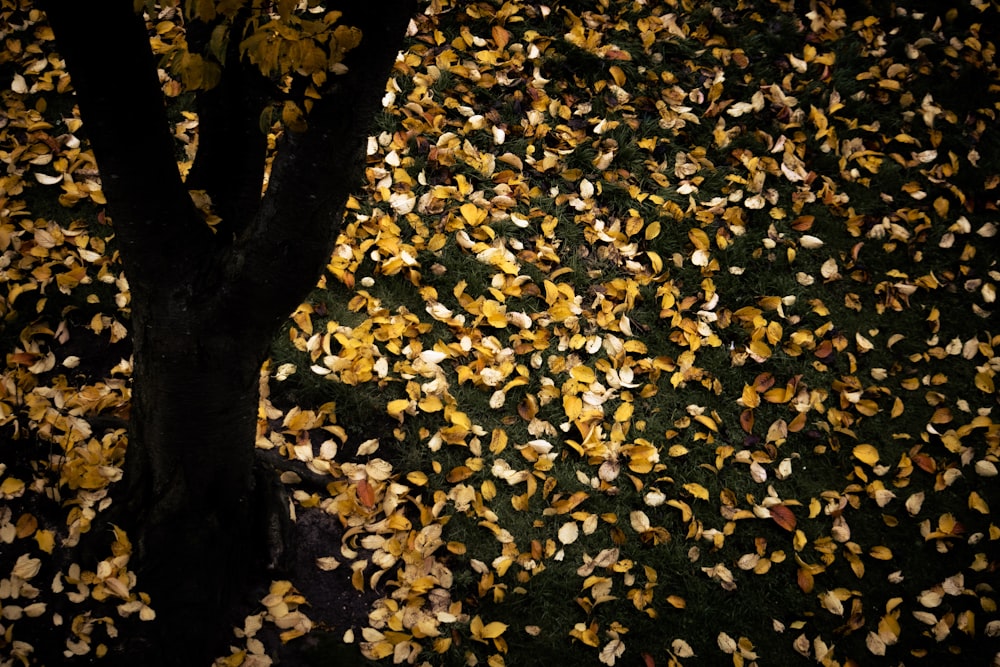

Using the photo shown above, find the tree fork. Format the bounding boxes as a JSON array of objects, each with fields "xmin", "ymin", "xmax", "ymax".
[{"xmin": 185, "ymin": 9, "xmax": 270, "ymax": 237}]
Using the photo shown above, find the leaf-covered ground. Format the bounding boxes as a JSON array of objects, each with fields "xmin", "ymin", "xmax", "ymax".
[{"xmin": 2, "ymin": 0, "xmax": 999, "ymax": 665}]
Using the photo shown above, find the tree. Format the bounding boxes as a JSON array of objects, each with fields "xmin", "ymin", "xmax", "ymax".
[{"xmin": 33, "ymin": 0, "xmax": 416, "ymax": 663}]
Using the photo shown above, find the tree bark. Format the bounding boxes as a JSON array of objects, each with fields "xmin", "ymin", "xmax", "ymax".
[
  {"xmin": 39, "ymin": 1, "xmax": 415, "ymax": 664},
  {"xmin": 114, "ymin": 291, "xmax": 273, "ymax": 663}
]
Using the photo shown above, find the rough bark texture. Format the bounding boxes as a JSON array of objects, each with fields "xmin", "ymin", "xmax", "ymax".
[{"xmin": 39, "ymin": 1, "xmax": 415, "ymax": 664}]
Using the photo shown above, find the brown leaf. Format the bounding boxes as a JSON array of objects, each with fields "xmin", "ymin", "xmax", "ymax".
[
  {"xmin": 912, "ymin": 453, "xmax": 937, "ymax": 474},
  {"xmin": 787, "ymin": 411, "xmax": 807, "ymax": 432},
  {"xmin": 15, "ymin": 513, "xmax": 38, "ymax": 539},
  {"xmin": 356, "ymin": 479, "xmax": 375, "ymax": 509},
  {"xmin": 753, "ymin": 372, "xmax": 775, "ymax": 392},
  {"xmin": 797, "ymin": 567, "xmax": 814, "ymax": 593},
  {"xmin": 446, "ymin": 466, "xmax": 474, "ymax": 483},
  {"xmin": 518, "ymin": 394, "xmax": 538, "ymax": 421},
  {"xmin": 770, "ymin": 504, "xmax": 797, "ymax": 531},
  {"xmin": 491, "ymin": 25, "xmax": 510, "ymax": 50},
  {"xmin": 791, "ymin": 215, "xmax": 814, "ymax": 231}
]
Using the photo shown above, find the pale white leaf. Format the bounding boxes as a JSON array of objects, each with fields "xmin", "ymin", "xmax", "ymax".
[
  {"xmin": 11, "ymin": 73, "xmax": 28, "ymax": 94},
  {"xmin": 356, "ymin": 439, "xmax": 379, "ymax": 456},
  {"xmin": 865, "ymin": 632, "xmax": 886, "ymax": 656},
  {"xmin": 558, "ymin": 521, "xmax": 579, "ymax": 545},
  {"xmin": 34, "ymin": 172, "xmax": 63, "ymax": 185},
  {"xmin": 717, "ymin": 632, "xmax": 737, "ymax": 654},
  {"xmin": 599, "ymin": 639, "xmax": 625, "ymax": 665},
  {"xmin": 799, "ymin": 235, "xmax": 824, "ymax": 249},
  {"xmin": 672, "ymin": 639, "xmax": 694, "ymax": 658}
]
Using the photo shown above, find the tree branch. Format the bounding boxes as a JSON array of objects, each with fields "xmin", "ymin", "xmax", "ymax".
[
  {"xmin": 185, "ymin": 14, "xmax": 269, "ymax": 240},
  {"xmin": 40, "ymin": 0, "xmax": 211, "ymax": 284},
  {"xmin": 221, "ymin": 0, "xmax": 417, "ymax": 328}
]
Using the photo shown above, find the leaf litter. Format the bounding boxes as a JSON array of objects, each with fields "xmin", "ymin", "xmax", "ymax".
[{"xmin": 1, "ymin": 0, "xmax": 999, "ymax": 665}]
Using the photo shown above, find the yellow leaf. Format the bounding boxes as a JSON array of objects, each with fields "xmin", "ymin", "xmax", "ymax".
[
  {"xmin": 570, "ymin": 622, "xmax": 601, "ymax": 647},
  {"xmin": 471, "ymin": 616, "xmax": 508, "ymax": 641},
  {"xmin": 406, "ymin": 471, "xmax": 428, "ymax": 486},
  {"xmin": 763, "ymin": 386, "xmax": 789, "ymax": 403},
  {"xmin": 975, "ymin": 372, "xmax": 995, "ymax": 394},
  {"xmin": 490, "ymin": 429, "xmax": 508, "ymax": 454},
  {"xmin": 688, "ymin": 228, "xmax": 710, "ymax": 250},
  {"xmin": 609, "ymin": 65, "xmax": 625, "ymax": 87},
  {"xmin": 367, "ymin": 641, "xmax": 394, "ymax": 659},
  {"xmin": 448, "ymin": 408, "xmax": 472, "ymax": 430},
  {"xmin": 386, "ymin": 399, "xmax": 410, "ymax": 422},
  {"xmin": 570, "ymin": 365, "xmax": 596, "ymax": 384},
  {"xmin": 0, "ymin": 477, "xmax": 25, "ymax": 497},
  {"xmin": 482, "ymin": 300, "xmax": 508, "ymax": 328},
  {"xmin": 35, "ymin": 529, "xmax": 55, "ymax": 554},
  {"xmin": 563, "ymin": 394, "xmax": 583, "ymax": 421},
  {"xmin": 969, "ymin": 491, "xmax": 989, "ymax": 514},
  {"xmin": 869, "ymin": 546, "xmax": 893, "ymax": 560},
  {"xmin": 683, "ymin": 483, "xmax": 709, "ymax": 501},
  {"xmin": 216, "ymin": 652, "xmax": 245, "ymax": 667},
  {"xmin": 933, "ymin": 196, "xmax": 949, "ymax": 218},
  {"xmin": 748, "ymin": 340, "xmax": 771, "ymax": 359},
  {"xmin": 766, "ymin": 320, "xmax": 783, "ymax": 343},
  {"xmin": 807, "ymin": 497, "xmax": 820, "ymax": 518},
  {"xmin": 481, "ymin": 621, "xmax": 508, "ymax": 639},
  {"xmin": 418, "ymin": 396, "xmax": 444, "ymax": 412},
  {"xmin": 666, "ymin": 499, "xmax": 692, "ymax": 522},
  {"xmin": 853, "ymin": 444, "xmax": 880, "ymax": 466},
  {"xmin": 460, "ymin": 202, "xmax": 487, "ymax": 226},
  {"xmin": 793, "ymin": 529, "xmax": 808, "ymax": 551},
  {"xmin": 740, "ymin": 383, "xmax": 760, "ymax": 408},
  {"xmin": 644, "ymin": 220, "xmax": 661, "ymax": 240},
  {"xmin": 279, "ymin": 628, "xmax": 308, "ymax": 643},
  {"xmin": 693, "ymin": 414, "xmax": 718, "ymax": 432}
]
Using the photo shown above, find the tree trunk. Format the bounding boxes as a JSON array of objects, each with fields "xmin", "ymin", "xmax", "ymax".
[
  {"xmin": 111, "ymin": 288, "xmax": 273, "ymax": 663},
  {"xmin": 39, "ymin": 0, "xmax": 416, "ymax": 663}
]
